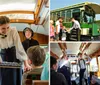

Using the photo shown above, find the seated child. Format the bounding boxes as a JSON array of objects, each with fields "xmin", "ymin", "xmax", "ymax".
[{"xmin": 22, "ymin": 46, "xmax": 46, "ymax": 85}]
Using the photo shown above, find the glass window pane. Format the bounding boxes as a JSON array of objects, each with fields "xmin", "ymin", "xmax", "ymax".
[
  {"xmin": 66, "ymin": 10, "xmax": 71, "ymax": 22},
  {"xmin": 0, "ymin": 14, "xmax": 34, "ymax": 20},
  {"xmin": 61, "ymin": 10, "xmax": 65, "ymax": 22},
  {"xmin": 61, "ymin": 10, "xmax": 65, "ymax": 18},
  {"xmin": 57, "ymin": 11, "xmax": 60, "ymax": 18}
]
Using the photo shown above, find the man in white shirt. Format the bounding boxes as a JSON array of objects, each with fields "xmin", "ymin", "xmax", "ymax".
[
  {"xmin": 68, "ymin": 17, "xmax": 81, "ymax": 41},
  {"xmin": 55, "ymin": 17, "xmax": 63, "ymax": 40},
  {"xmin": 70, "ymin": 18, "xmax": 81, "ymax": 31},
  {"xmin": 57, "ymin": 53, "xmax": 71, "ymax": 85},
  {"xmin": 78, "ymin": 52, "xmax": 86, "ymax": 85}
]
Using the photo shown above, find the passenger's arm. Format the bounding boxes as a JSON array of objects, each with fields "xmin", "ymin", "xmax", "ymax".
[{"xmin": 69, "ymin": 23, "xmax": 75, "ymax": 31}]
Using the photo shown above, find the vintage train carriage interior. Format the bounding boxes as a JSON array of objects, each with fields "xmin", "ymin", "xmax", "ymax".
[{"xmin": 50, "ymin": 43, "xmax": 100, "ymax": 85}]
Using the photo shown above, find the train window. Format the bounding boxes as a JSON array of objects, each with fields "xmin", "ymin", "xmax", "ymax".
[
  {"xmin": 50, "ymin": 13, "xmax": 53, "ymax": 20},
  {"xmin": 84, "ymin": 5, "xmax": 95, "ymax": 23},
  {"xmin": 50, "ymin": 13, "xmax": 52, "ymax": 19},
  {"xmin": 66, "ymin": 10, "xmax": 71, "ymax": 22},
  {"xmin": 72, "ymin": 9, "xmax": 80, "ymax": 22},
  {"xmin": 72, "ymin": 12, "xmax": 80, "ymax": 22},
  {"xmin": 67, "ymin": 10, "xmax": 71, "ymax": 18},
  {"xmin": 84, "ymin": 13, "xmax": 94, "ymax": 23},
  {"xmin": 0, "ymin": 14, "xmax": 34, "ymax": 20},
  {"xmin": 57, "ymin": 11, "xmax": 60, "ymax": 18},
  {"xmin": 73, "ymin": 9, "xmax": 80, "ymax": 13},
  {"xmin": 53, "ymin": 12, "xmax": 57, "ymax": 21},
  {"xmin": 50, "ymin": 13, "xmax": 51, "ymax": 19},
  {"xmin": 51, "ymin": 12, "xmax": 58, "ymax": 21},
  {"xmin": 61, "ymin": 10, "xmax": 65, "ymax": 22},
  {"xmin": 53, "ymin": 13, "xmax": 56, "ymax": 21},
  {"xmin": 61, "ymin": 10, "xmax": 65, "ymax": 17}
]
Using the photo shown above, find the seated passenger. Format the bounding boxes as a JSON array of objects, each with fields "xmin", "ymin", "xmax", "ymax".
[
  {"xmin": 50, "ymin": 56, "xmax": 68, "ymax": 85},
  {"xmin": 91, "ymin": 73, "xmax": 100, "ymax": 85},
  {"xmin": 22, "ymin": 46, "xmax": 46, "ymax": 85},
  {"xmin": 22, "ymin": 27, "xmax": 39, "ymax": 52}
]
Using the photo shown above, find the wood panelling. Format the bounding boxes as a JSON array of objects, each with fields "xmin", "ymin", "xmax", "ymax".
[
  {"xmin": 18, "ymin": 31, "xmax": 25, "ymax": 42},
  {"xmin": 34, "ymin": 0, "xmax": 44, "ymax": 24},
  {"xmin": 0, "ymin": 10, "xmax": 34, "ymax": 15},
  {"xmin": 18, "ymin": 31, "xmax": 48, "ymax": 44},
  {"xmin": 32, "ymin": 80, "xmax": 49, "ymax": 85},
  {"xmin": 10, "ymin": 19, "xmax": 35, "ymax": 24},
  {"xmin": 50, "ymin": 51, "xmax": 59, "ymax": 59},
  {"xmin": 89, "ymin": 48, "xmax": 100, "ymax": 77},
  {"xmin": 98, "ymin": 60, "xmax": 100, "ymax": 77},
  {"xmin": 34, "ymin": 0, "xmax": 43, "ymax": 19},
  {"xmin": 90, "ymin": 48, "xmax": 100, "ymax": 58}
]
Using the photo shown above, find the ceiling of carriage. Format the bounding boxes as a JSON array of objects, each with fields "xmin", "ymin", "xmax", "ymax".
[
  {"xmin": 84, "ymin": 43, "xmax": 100, "ymax": 55},
  {"xmin": 0, "ymin": 0, "xmax": 49, "ymax": 35},
  {"xmin": 50, "ymin": 43, "xmax": 100, "ymax": 58},
  {"xmin": 50, "ymin": 43, "xmax": 81, "ymax": 57}
]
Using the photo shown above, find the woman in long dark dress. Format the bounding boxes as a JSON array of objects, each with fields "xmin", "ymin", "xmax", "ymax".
[
  {"xmin": 22, "ymin": 27, "xmax": 39, "ymax": 52},
  {"xmin": 0, "ymin": 16, "xmax": 31, "ymax": 85}
]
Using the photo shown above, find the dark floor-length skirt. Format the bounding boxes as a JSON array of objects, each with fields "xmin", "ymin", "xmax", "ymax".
[{"xmin": 0, "ymin": 46, "xmax": 22, "ymax": 85}]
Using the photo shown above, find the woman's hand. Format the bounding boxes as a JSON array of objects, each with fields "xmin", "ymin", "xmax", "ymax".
[{"xmin": 24, "ymin": 60, "xmax": 32, "ymax": 72}]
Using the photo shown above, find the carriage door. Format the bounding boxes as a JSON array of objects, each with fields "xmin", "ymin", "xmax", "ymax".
[{"xmin": 72, "ymin": 9, "xmax": 80, "ymax": 22}]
